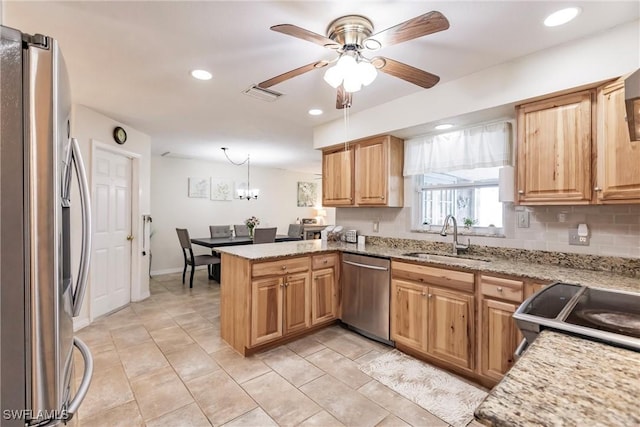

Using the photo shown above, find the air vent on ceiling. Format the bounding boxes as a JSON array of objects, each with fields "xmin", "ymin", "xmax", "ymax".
[{"xmin": 242, "ymin": 85, "xmax": 283, "ymax": 102}]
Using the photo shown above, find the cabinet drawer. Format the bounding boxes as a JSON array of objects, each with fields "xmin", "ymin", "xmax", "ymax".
[
  {"xmin": 480, "ymin": 275, "xmax": 524, "ymax": 302},
  {"xmin": 252, "ymin": 256, "xmax": 309, "ymax": 278},
  {"xmin": 391, "ymin": 261, "xmax": 474, "ymax": 293},
  {"xmin": 312, "ymin": 253, "xmax": 338, "ymax": 270}
]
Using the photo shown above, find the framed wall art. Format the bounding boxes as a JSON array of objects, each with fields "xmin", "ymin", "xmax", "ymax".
[
  {"xmin": 188, "ymin": 177, "xmax": 210, "ymax": 198},
  {"xmin": 297, "ymin": 181, "xmax": 317, "ymax": 207},
  {"xmin": 210, "ymin": 178, "xmax": 234, "ymax": 201}
]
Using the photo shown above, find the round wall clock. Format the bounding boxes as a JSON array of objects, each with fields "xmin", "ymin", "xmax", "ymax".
[{"xmin": 113, "ymin": 126, "xmax": 127, "ymax": 145}]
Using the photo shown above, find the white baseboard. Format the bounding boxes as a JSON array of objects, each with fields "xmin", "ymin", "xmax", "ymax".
[
  {"xmin": 150, "ymin": 266, "xmax": 208, "ymax": 276},
  {"xmin": 132, "ymin": 290, "xmax": 151, "ymax": 302}
]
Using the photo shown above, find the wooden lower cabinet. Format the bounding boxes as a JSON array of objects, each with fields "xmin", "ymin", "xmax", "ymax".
[
  {"xmin": 251, "ymin": 276, "xmax": 284, "ymax": 346},
  {"xmin": 391, "ymin": 277, "xmax": 474, "ymax": 370},
  {"xmin": 480, "ymin": 298, "xmax": 520, "ymax": 382},
  {"xmin": 428, "ymin": 287, "xmax": 474, "ymax": 369},
  {"xmin": 391, "ymin": 279, "xmax": 428, "ymax": 351},
  {"xmin": 478, "ymin": 274, "xmax": 525, "ymax": 384},
  {"xmin": 284, "ymin": 272, "xmax": 311, "ymax": 335},
  {"xmin": 311, "ymin": 268, "xmax": 338, "ymax": 325},
  {"xmin": 250, "ymin": 272, "xmax": 311, "ymax": 347}
]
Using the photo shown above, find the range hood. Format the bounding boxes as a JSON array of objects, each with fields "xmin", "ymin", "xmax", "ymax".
[{"xmin": 625, "ymin": 68, "xmax": 640, "ymax": 141}]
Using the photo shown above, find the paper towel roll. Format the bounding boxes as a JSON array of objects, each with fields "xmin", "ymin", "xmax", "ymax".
[{"xmin": 499, "ymin": 166, "xmax": 515, "ymax": 202}]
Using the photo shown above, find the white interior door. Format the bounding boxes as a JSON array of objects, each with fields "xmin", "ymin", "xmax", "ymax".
[{"xmin": 92, "ymin": 148, "xmax": 132, "ymax": 318}]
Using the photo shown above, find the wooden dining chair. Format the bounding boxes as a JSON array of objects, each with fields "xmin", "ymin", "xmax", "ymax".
[
  {"xmin": 234, "ymin": 224, "xmax": 250, "ymax": 237},
  {"xmin": 209, "ymin": 225, "xmax": 232, "ymax": 238},
  {"xmin": 176, "ymin": 228, "xmax": 221, "ymax": 288},
  {"xmin": 287, "ymin": 224, "xmax": 303, "ymax": 239},
  {"xmin": 253, "ymin": 227, "xmax": 277, "ymax": 244}
]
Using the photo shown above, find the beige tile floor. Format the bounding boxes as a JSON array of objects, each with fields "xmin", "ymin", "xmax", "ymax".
[{"xmin": 74, "ymin": 271, "xmax": 484, "ymax": 427}]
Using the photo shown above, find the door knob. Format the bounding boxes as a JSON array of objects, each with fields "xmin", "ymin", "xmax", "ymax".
[{"xmin": 126, "ymin": 235, "xmax": 134, "ymax": 241}]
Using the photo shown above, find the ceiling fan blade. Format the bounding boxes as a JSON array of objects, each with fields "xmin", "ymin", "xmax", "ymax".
[
  {"xmin": 367, "ymin": 11, "xmax": 449, "ymax": 48},
  {"xmin": 336, "ymin": 85, "xmax": 353, "ymax": 109},
  {"xmin": 271, "ymin": 24, "xmax": 341, "ymax": 49},
  {"xmin": 258, "ymin": 61, "xmax": 328, "ymax": 89},
  {"xmin": 375, "ymin": 57, "xmax": 440, "ymax": 88}
]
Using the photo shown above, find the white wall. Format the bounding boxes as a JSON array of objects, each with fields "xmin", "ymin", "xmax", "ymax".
[
  {"xmin": 314, "ymin": 19, "xmax": 640, "ymax": 148},
  {"xmin": 71, "ymin": 104, "xmax": 151, "ymax": 329},
  {"xmin": 150, "ymin": 156, "xmax": 335, "ymax": 274}
]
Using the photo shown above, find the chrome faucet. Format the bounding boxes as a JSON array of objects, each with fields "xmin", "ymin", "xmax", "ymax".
[{"xmin": 440, "ymin": 215, "xmax": 470, "ymax": 255}]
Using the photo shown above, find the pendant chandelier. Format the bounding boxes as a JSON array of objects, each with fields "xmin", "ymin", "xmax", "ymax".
[{"xmin": 221, "ymin": 147, "xmax": 259, "ymax": 200}]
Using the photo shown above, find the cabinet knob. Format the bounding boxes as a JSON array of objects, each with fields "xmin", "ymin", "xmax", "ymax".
[
  {"xmin": 323, "ymin": 260, "xmax": 328, "ymax": 264},
  {"xmin": 421, "ymin": 292, "xmax": 426, "ymax": 297},
  {"xmin": 594, "ymin": 187, "xmax": 602, "ymax": 192},
  {"xmin": 281, "ymin": 266, "xmax": 287, "ymax": 270},
  {"xmin": 428, "ymin": 294, "xmax": 432, "ymax": 298},
  {"xmin": 518, "ymin": 190, "xmax": 524, "ymax": 195},
  {"xmin": 497, "ymin": 287, "xmax": 503, "ymax": 292},
  {"xmin": 381, "ymin": 195, "xmax": 385, "ymax": 200},
  {"xmin": 280, "ymin": 283, "xmax": 284, "ymax": 287}
]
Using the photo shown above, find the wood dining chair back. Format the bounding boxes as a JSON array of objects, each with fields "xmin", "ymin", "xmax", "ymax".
[
  {"xmin": 234, "ymin": 224, "xmax": 250, "ymax": 237},
  {"xmin": 287, "ymin": 224, "xmax": 303, "ymax": 239},
  {"xmin": 209, "ymin": 225, "xmax": 232, "ymax": 238},
  {"xmin": 253, "ymin": 227, "xmax": 277, "ymax": 244},
  {"xmin": 176, "ymin": 228, "xmax": 221, "ymax": 288}
]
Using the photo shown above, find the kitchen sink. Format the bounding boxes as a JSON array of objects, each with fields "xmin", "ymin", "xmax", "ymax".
[{"xmin": 401, "ymin": 252, "xmax": 490, "ymax": 267}]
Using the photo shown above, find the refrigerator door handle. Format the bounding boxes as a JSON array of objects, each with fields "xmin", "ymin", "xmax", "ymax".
[
  {"xmin": 66, "ymin": 337, "xmax": 93, "ymax": 418},
  {"xmin": 70, "ymin": 137, "xmax": 92, "ymax": 316}
]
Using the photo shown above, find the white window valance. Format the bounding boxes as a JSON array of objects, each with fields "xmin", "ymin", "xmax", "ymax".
[{"xmin": 403, "ymin": 122, "xmax": 512, "ymax": 176}]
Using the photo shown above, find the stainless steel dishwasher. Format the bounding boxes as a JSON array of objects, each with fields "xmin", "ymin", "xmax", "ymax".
[{"xmin": 341, "ymin": 253, "xmax": 392, "ymax": 344}]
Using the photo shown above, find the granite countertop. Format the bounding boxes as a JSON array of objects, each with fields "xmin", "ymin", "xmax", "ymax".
[
  {"xmin": 474, "ymin": 330, "xmax": 640, "ymax": 426},
  {"xmin": 216, "ymin": 240, "xmax": 640, "ymax": 293}
]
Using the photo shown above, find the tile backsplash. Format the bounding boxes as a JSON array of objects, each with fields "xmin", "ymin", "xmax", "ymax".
[{"xmin": 335, "ymin": 204, "xmax": 640, "ymax": 259}]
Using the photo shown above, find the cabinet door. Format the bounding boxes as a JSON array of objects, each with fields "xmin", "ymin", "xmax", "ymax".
[
  {"xmin": 311, "ymin": 268, "xmax": 338, "ymax": 325},
  {"xmin": 481, "ymin": 299, "xmax": 521, "ymax": 382},
  {"xmin": 284, "ymin": 272, "xmax": 310, "ymax": 335},
  {"xmin": 596, "ymin": 80, "xmax": 640, "ymax": 203},
  {"xmin": 516, "ymin": 90, "xmax": 593, "ymax": 204},
  {"xmin": 322, "ymin": 148, "xmax": 354, "ymax": 206},
  {"xmin": 391, "ymin": 279, "xmax": 428, "ymax": 351},
  {"xmin": 251, "ymin": 277, "xmax": 283, "ymax": 346},
  {"xmin": 355, "ymin": 136, "xmax": 388, "ymax": 205},
  {"xmin": 427, "ymin": 287, "xmax": 474, "ymax": 369}
]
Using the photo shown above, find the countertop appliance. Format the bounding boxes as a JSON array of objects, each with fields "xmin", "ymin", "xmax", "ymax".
[
  {"xmin": 341, "ymin": 253, "xmax": 392, "ymax": 344},
  {"xmin": 344, "ymin": 229, "xmax": 358, "ymax": 243},
  {"xmin": 513, "ymin": 282, "xmax": 640, "ymax": 356},
  {"xmin": 1, "ymin": 26, "xmax": 93, "ymax": 426}
]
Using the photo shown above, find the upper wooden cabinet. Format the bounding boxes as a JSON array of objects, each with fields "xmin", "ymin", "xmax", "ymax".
[
  {"xmin": 322, "ymin": 135, "xmax": 404, "ymax": 207},
  {"xmin": 596, "ymin": 79, "xmax": 640, "ymax": 203},
  {"xmin": 516, "ymin": 90, "xmax": 594, "ymax": 205},
  {"xmin": 322, "ymin": 147, "xmax": 354, "ymax": 206}
]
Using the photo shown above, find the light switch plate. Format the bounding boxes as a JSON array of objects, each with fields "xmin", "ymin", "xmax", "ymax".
[
  {"xmin": 373, "ymin": 220, "xmax": 379, "ymax": 233},
  {"xmin": 569, "ymin": 229, "xmax": 590, "ymax": 246},
  {"xmin": 517, "ymin": 211, "xmax": 530, "ymax": 228}
]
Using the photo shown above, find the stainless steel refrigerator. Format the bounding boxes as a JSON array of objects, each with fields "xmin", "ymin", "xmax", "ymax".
[{"xmin": 1, "ymin": 26, "xmax": 93, "ymax": 426}]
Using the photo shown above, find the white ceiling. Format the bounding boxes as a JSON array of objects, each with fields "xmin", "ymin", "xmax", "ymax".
[{"xmin": 3, "ymin": 1, "xmax": 639, "ymax": 173}]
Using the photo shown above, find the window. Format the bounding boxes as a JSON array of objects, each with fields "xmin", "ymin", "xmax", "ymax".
[{"xmin": 416, "ymin": 166, "xmax": 503, "ymax": 229}]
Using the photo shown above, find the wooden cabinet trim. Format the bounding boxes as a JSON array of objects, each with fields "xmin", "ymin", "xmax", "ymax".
[
  {"xmin": 252, "ymin": 256, "xmax": 310, "ymax": 278},
  {"xmin": 391, "ymin": 261, "xmax": 474, "ymax": 293},
  {"xmin": 480, "ymin": 275, "xmax": 524, "ymax": 303},
  {"xmin": 312, "ymin": 253, "xmax": 338, "ymax": 270}
]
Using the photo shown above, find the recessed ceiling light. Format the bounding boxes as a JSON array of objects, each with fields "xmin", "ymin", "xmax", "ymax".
[
  {"xmin": 544, "ymin": 7, "xmax": 581, "ymax": 27},
  {"xmin": 308, "ymin": 109, "xmax": 323, "ymax": 116},
  {"xmin": 190, "ymin": 69, "xmax": 212, "ymax": 80},
  {"xmin": 435, "ymin": 123, "xmax": 453, "ymax": 130}
]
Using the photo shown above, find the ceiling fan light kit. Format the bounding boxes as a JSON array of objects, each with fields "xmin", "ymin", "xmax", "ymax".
[{"xmin": 261, "ymin": 11, "xmax": 450, "ymax": 108}]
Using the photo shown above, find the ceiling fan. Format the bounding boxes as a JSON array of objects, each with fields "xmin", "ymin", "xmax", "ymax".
[{"xmin": 256, "ymin": 11, "xmax": 450, "ymax": 109}]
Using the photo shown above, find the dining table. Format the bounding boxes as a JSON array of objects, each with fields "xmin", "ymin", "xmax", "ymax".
[{"xmin": 190, "ymin": 234, "xmax": 302, "ymax": 281}]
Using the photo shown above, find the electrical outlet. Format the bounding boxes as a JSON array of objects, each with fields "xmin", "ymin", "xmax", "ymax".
[
  {"xmin": 373, "ymin": 220, "xmax": 380, "ymax": 233},
  {"xmin": 517, "ymin": 211, "xmax": 529, "ymax": 228},
  {"xmin": 568, "ymin": 229, "xmax": 590, "ymax": 246}
]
